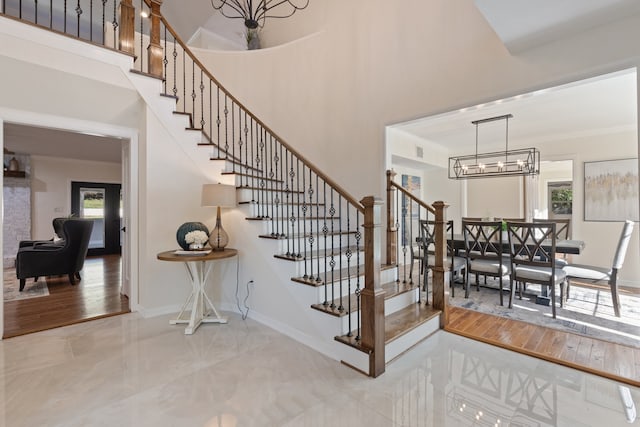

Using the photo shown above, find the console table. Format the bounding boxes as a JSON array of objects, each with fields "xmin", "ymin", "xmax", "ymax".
[{"xmin": 157, "ymin": 248, "xmax": 237, "ymax": 334}]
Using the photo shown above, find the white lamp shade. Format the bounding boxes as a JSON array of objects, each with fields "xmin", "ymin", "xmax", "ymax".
[{"xmin": 201, "ymin": 184, "xmax": 236, "ymax": 208}]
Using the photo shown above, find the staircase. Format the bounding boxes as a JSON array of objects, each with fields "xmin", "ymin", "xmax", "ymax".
[{"xmin": 0, "ymin": 0, "xmax": 449, "ymax": 377}]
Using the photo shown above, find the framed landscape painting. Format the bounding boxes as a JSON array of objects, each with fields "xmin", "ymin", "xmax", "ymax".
[{"xmin": 584, "ymin": 158, "xmax": 639, "ymax": 222}]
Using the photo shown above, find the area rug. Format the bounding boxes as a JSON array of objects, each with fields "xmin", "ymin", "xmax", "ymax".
[
  {"xmin": 3, "ymin": 268, "xmax": 49, "ymax": 302},
  {"xmin": 448, "ymin": 280, "xmax": 640, "ymax": 349}
]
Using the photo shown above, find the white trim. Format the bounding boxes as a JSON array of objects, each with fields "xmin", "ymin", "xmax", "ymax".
[{"xmin": 0, "ymin": 108, "xmax": 140, "ymax": 339}]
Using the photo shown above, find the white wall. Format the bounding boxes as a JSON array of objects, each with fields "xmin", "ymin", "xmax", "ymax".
[
  {"xmin": 30, "ymin": 155, "xmax": 121, "ymax": 240},
  {"xmin": 466, "ymin": 176, "xmax": 524, "ymax": 220}
]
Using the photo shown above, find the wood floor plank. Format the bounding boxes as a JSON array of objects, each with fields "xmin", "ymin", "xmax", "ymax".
[
  {"xmin": 3, "ymin": 255, "xmax": 129, "ymax": 338},
  {"xmin": 446, "ymin": 306, "xmax": 640, "ymax": 387}
]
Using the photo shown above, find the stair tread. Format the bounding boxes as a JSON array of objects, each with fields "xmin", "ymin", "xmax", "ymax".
[
  {"xmin": 217, "ymin": 158, "xmax": 262, "ymax": 173},
  {"xmin": 221, "ymin": 171, "xmax": 285, "ymax": 184},
  {"xmin": 240, "ymin": 201, "xmax": 325, "ymax": 206},
  {"xmin": 238, "ymin": 186, "xmax": 304, "ymax": 193},
  {"xmin": 258, "ymin": 230, "xmax": 356, "ymax": 240},
  {"xmin": 334, "ymin": 304, "xmax": 441, "ymax": 353},
  {"xmin": 274, "ymin": 245, "xmax": 361, "ymax": 261},
  {"xmin": 247, "ymin": 216, "xmax": 339, "ymax": 222},
  {"xmin": 311, "ymin": 280, "xmax": 417, "ymax": 317},
  {"xmin": 292, "ymin": 263, "xmax": 394, "ymax": 287}
]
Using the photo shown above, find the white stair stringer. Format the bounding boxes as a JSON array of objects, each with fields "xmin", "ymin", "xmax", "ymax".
[{"xmin": 124, "ymin": 72, "xmax": 227, "ymax": 182}]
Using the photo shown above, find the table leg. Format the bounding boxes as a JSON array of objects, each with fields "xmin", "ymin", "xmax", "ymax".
[{"xmin": 169, "ymin": 259, "xmax": 228, "ymax": 334}]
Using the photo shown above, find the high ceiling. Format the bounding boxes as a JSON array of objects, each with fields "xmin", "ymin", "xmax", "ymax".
[
  {"xmin": 390, "ymin": 69, "xmax": 637, "ymax": 154},
  {"xmin": 4, "ymin": 2, "xmax": 640, "ymax": 163}
]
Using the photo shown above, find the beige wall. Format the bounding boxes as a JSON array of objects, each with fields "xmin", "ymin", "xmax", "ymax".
[{"xmin": 29, "ymin": 155, "xmax": 122, "ymax": 240}]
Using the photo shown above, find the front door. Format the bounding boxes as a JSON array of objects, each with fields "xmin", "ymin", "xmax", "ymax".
[{"xmin": 71, "ymin": 181, "xmax": 122, "ymax": 256}]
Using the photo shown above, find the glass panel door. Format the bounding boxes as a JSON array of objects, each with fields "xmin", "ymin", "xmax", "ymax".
[{"xmin": 79, "ymin": 187, "xmax": 106, "ymax": 249}]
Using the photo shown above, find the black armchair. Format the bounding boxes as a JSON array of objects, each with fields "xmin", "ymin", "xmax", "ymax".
[
  {"xmin": 16, "ymin": 219, "xmax": 94, "ymax": 291},
  {"xmin": 18, "ymin": 217, "xmax": 68, "ymax": 249}
]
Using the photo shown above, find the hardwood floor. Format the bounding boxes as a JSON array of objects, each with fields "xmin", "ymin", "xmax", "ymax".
[
  {"xmin": 446, "ymin": 306, "xmax": 640, "ymax": 387},
  {"xmin": 3, "ymin": 254, "xmax": 129, "ymax": 338}
]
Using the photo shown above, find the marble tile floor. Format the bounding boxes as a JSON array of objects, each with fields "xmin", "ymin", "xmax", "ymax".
[{"xmin": 1, "ymin": 311, "xmax": 639, "ymax": 427}]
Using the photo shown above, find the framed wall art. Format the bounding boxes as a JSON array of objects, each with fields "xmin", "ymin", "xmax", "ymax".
[{"xmin": 584, "ymin": 158, "xmax": 639, "ymax": 222}]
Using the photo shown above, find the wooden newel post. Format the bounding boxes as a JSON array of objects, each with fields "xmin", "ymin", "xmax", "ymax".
[
  {"xmin": 360, "ymin": 196, "xmax": 385, "ymax": 377},
  {"xmin": 118, "ymin": 0, "xmax": 135, "ymax": 55},
  {"xmin": 386, "ymin": 170, "xmax": 397, "ymax": 266},
  {"xmin": 432, "ymin": 201, "xmax": 449, "ymax": 327},
  {"xmin": 148, "ymin": 0, "xmax": 164, "ymax": 78}
]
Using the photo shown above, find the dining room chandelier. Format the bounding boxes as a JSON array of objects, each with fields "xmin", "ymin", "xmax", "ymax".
[
  {"xmin": 210, "ymin": 0, "xmax": 310, "ymax": 30},
  {"xmin": 448, "ymin": 114, "xmax": 540, "ymax": 179}
]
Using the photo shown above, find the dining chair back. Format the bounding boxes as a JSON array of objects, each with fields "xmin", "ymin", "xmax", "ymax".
[
  {"xmin": 563, "ymin": 220, "xmax": 634, "ymax": 317},
  {"xmin": 506, "ymin": 221, "xmax": 567, "ymax": 318},
  {"xmin": 533, "ymin": 218, "xmax": 571, "ymax": 240},
  {"xmin": 462, "ymin": 219, "xmax": 510, "ymax": 305}
]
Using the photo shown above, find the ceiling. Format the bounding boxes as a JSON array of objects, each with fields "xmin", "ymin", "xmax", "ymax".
[
  {"xmin": 474, "ymin": 0, "xmax": 640, "ymax": 53},
  {"xmin": 3, "ymin": 123, "xmax": 123, "ymax": 163},
  {"xmin": 390, "ymin": 69, "xmax": 637, "ymax": 154}
]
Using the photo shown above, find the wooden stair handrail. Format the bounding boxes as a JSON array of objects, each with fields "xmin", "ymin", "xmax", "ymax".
[{"xmin": 143, "ymin": 0, "xmax": 364, "ymax": 214}]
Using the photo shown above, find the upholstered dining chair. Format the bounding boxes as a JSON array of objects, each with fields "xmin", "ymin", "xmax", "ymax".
[
  {"xmin": 462, "ymin": 219, "xmax": 510, "ymax": 305},
  {"xmin": 506, "ymin": 221, "xmax": 567, "ymax": 318},
  {"xmin": 416, "ymin": 220, "xmax": 465, "ymax": 301},
  {"xmin": 563, "ymin": 220, "xmax": 635, "ymax": 317},
  {"xmin": 16, "ymin": 218, "xmax": 94, "ymax": 291}
]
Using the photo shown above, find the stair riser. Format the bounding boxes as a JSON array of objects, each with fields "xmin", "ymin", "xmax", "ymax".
[
  {"xmin": 248, "ymin": 218, "xmax": 346, "ymax": 236},
  {"xmin": 267, "ymin": 234, "xmax": 359, "ymax": 253},
  {"xmin": 336, "ymin": 290, "xmax": 420, "ymax": 335},
  {"xmin": 385, "ymin": 316, "xmax": 440, "ymax": 363},
  {"xmin": 287, "ymin": 253, "xmax": 365, "ymax": 276},
  {"xmin": 312, "ymin": 268, "xmax": 397, "ymax": 301},
  {"xmin": 243, "ymin": 202, "xmax": 335, "ymax": 219}
]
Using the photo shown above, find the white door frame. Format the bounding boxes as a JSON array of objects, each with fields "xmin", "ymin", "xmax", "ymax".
[{"xmin": 0, "ymin": 108, "xmax": 140, "ymax": 338}]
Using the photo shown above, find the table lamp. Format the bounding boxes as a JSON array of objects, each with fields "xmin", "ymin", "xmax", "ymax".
[{"xmin": 201, "ymin": 183, "xmax": 237, "ymax": 251}]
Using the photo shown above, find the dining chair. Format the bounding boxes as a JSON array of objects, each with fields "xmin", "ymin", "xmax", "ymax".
[
  {"xmin": 416, "ymin": 220, "xmax": 466, "ymax": 300},
  {"xmin": 462, "ymin": 219, "xmax": 510, "ymax": 305},
  {"xmin": 563, "ymin": 220, "xmax": 635, "ymax": 317},
  {"xmin": 506, "ymin": 221, "xmax": 567, "ymax": 318},
  {"xmin": 533, "ymin": 218, "xmax": 570, "ymax": 240}
]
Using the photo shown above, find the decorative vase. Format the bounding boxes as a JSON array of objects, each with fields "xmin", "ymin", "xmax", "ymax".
[
  {"xmin": 176, "ymin": 222, "xmax": 209, "ymax": 250},
  {"xmin": 8, "ymin": 157, "xmax": 19, "ymax": 171}
]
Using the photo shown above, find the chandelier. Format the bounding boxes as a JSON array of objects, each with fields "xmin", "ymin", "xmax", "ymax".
[
  {"xmin": 210, "ymin": 0, "xmax": 310, "ymax": 30},
  {"xmin": 448, "ymin": 114, "xmax": 540, "ymax": 179}
]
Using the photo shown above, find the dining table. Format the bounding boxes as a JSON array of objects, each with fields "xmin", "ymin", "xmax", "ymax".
[{"xmin": 449, "ymin": 234, "xmax": 586, "ymax": 305}]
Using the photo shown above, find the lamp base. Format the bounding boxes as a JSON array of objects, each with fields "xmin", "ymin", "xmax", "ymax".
[{"xmin": 209, "ymin": 207, "xmax": 229, "ymax": 251}]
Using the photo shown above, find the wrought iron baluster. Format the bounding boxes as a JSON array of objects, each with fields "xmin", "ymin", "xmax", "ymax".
[
  {"xmin": 284, "ymin": 148, "xmax": 292, "ymax": 256},
  {"xmin": 250, "ymin": 120, "xmax": 256, "ymax": 203},
  {"xmin": 243, "ymin": 112, "xmax": 249, "ymax": 178},
  {"xmin": 190, "ymin": 60, "xmax": 196, "ymax": 120},
  {"xmin": 329, "ymin": 188, "xmax": 336, "ymax": 309},
  {"xmin": 19, "ymin": 0, "xmax": 22, "ymax": 19},
  {"xmin": 322, "ymin": 180, "xmax": 328, "ymax": 306},
  {"xmin": 301, "ymin": 164, "xmax": 308, "ymax": 278},
  {"xmin": 257, "ymin": 127, "xmax": 265, "ymax": 219},
  {"xmin": 34, "ymin": 0, "xmax": 37, "ymax": 25},
  {"xmin": 231, "ymin": 102, "xmax": 236, "ymax": 166},
  {"xmin": 395, "ymin": 188, "xmax": 400, "ymax": 282},
  {"xmin": 181, "ymin": 48, "xmax": 185, "ymax": 112},
  {"xmin": 401, "ymin": 194, "xmax": 408, "ymax": 283},
  {"xmin": 270, "ymin": 135, "xmax": 277, "ymax": 235},
  {"xmin": 101, "ymin": 0, "xmax": 106, "ymax": 46},
  {"xmin": 279, "ymin": 143, "xmax": 286, "ymax": 238},
  {"xmin": 315, "ymin": 173, "xmax": 321, "ymax": 282},
  {"xmin": 338, "ymin": 195, "xmax": 343, "ymax": 311},
  {"xmin": 76, "ymin": 0, "xmax": 82, "ymax": 37},
  {"xmin": 64, "ymin": 0, "xmax": 67, "ymax": 33},
  {"xmin": 341, "ymin": 203, "xmax": 350, "ymax": 315},
  {"xmin": 199, "ymin": 70, "xmax": 205, "ymax": 130},
  {"xmin": 355, "ymin": 212, "xmax": 362, "ymax": 341},
  {"xmin": 215, "ymin": 86, "xmax": 220, "ymax": 151},
  {"xmin": 307, "ymin": 168, "xmax": 315, "ymax": 281},
  {"xmin": 223, "ymin": 95, "xmax": 229, "ymax": 159},
  {"xmin": 89, "ymin": 0, "xmax": 93, "ymax": 41},
  {"xmin": 295, "ymin": 158, "xmax": 301, "ymax": 258},
  {"xmin": 209, "ymin": 80, "xmax": 213, "ymax": 147}
]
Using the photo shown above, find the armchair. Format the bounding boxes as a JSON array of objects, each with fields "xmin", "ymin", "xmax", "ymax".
[
  {"xmin": 18, "ymin": 217, "xmax": 68, "ymax": 249},
  {"xmin": 16, "ymin": 219, "xmax": 94, "ymax": 291}
]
